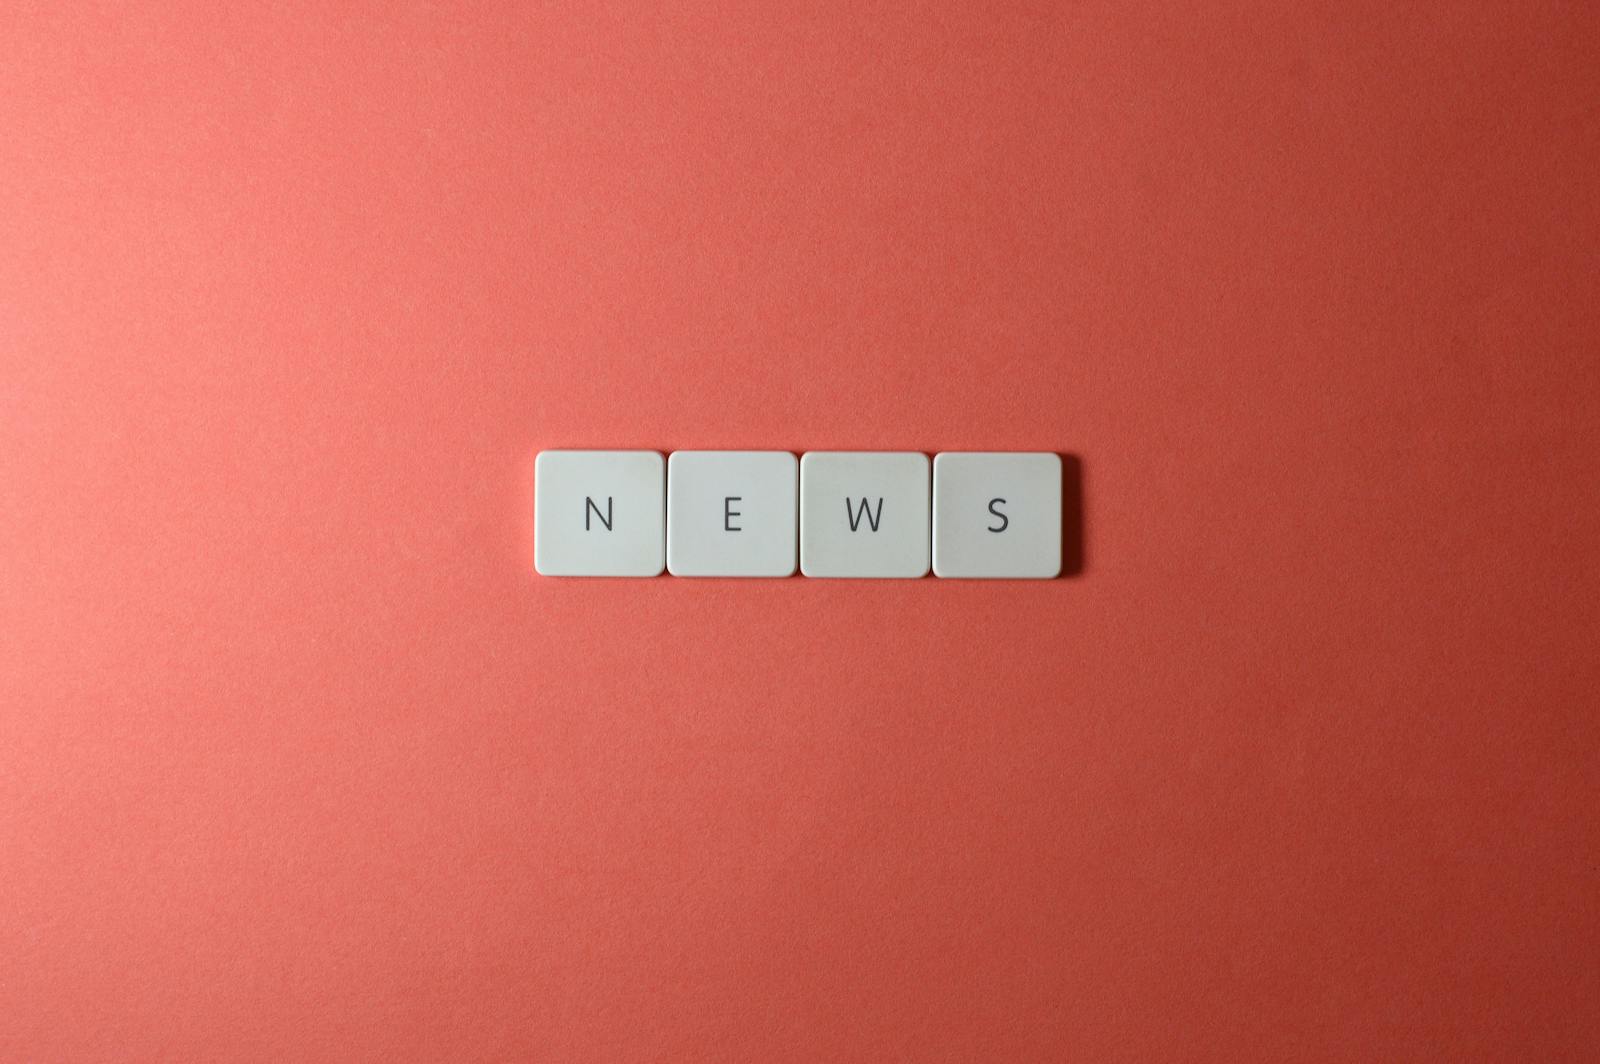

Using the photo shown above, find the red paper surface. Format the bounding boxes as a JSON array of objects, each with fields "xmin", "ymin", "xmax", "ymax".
[{"xmin": 4, "ymin": 2, "xmax": 1598, "ymax": 1060}]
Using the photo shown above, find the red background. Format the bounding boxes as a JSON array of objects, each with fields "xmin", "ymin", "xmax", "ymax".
[{"xmin": 4, "ymin": 2, "xmax": 1598, "ymax": 1060}]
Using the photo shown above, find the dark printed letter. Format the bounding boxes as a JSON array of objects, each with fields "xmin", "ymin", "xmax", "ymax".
[{"xmin": 987, "ymin": 498, "xmax": 1008, "ymax": 533}]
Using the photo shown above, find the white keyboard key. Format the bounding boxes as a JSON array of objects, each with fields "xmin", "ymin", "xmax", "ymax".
[
  {"xmin": 534, "ymin": 450, "xmax": 665, "ymax": 576},
  {"xmin": 667, "ymin": 451, "xmax": 797, "ymax": 577},
  {"xmin": 932, "ymin": 452, "xmax": 1061, "ymax": 579},
  {"xmin": 799, "ymin": 451, "xmax": 930, "ymax": 578}
]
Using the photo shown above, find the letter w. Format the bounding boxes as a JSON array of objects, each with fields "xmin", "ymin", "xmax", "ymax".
[{"xmin": 845, "ymin": 497, "xmax": 883, "ymax": 532}]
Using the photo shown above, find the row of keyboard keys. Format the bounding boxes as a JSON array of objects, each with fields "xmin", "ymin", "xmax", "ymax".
[{"xmin": 533, "ymin": 450, "xmax": 1062, "ymax": 579}]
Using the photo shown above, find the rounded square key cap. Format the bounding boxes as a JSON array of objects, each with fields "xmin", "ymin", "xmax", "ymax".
[
  {"xmin": 932, "ymin": 452, "xmax": 1061, "ymax": 579},
  {"xmin": 667, "ymin": 451, "xmax": 798, "ymax": 577},
  {"xmin": 534, "ymin": 450, "xmax": 665, "ymax": 576},
  {"xmin": 800, "ymin": 451, "xmax": 930, "ymax": 578}
]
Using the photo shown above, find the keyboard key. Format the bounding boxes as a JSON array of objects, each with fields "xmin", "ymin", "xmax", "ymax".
[
  {"xmin": 799, "ymin": 451, "xmax": 930, "ymax": 578},
  {"xmin": 932, "ymin": 452, "xmax": 1061, "ymax": 579},
  {"xmin": 667, "ymin": 451, "xmax": 798, "ymax": 577},
  {"xmin": 534, "ymin": 450, "xmax": 665, "ymax": 576}
]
